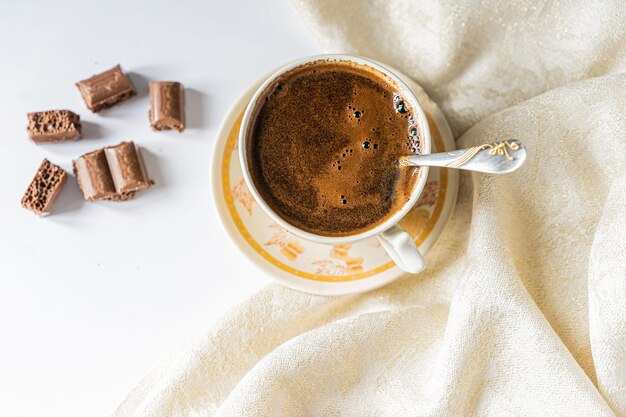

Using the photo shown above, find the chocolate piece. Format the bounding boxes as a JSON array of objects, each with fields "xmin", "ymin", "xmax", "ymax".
[
  {"xmin": 149, "ymin": 82, "xmax": 185, "ymax": 132},
  {"xmin": 27, "ymin": 110, "xmax": 81, "ymax": 143},
  {"xmin": 76, "ymin": 65, "xmax": 136, "ymax": 112},
  {"xmin": 104, "ymin": 142, "xmax": 151, "ymax": 193},
  {"xmin": 73, "ymin": 150, "xmax": 117, "ymax": 201},
  {"xmin": 21, "ymin": 159, "xmax": 67, "ymax": 216},
  {"xmin": 73, "ymin": 141, "xmax": 151, "ymax": 201}
]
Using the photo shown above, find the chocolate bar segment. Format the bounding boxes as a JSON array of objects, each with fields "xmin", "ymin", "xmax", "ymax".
[
  {"xmin": 149, "ymin": 82, "xmax": 185, "ymax": 132},
  {"xmin": 21, "ymin": 159, "xmax": 67, "ymax": 216},
  {"xmin": 73, "ymin": 150, "xmax": 117, "ymax": 201},
  {"xmin": 73, "ymin": 141, "xmax": 151, "ymax": 201},
  {"xmin": 76, "ymin": 65, "xmax": 136, "ymax": 112},
  {"xmin": 104, "ymin": 142, "xmax": 151, "ymax": 193},
  {"xmin": 27, "ymin": 110, "xmax": 81, "ymax": 143}
]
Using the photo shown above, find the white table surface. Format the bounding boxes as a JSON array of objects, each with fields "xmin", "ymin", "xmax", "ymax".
[{"xmin": 0, "ymin": 2, "xmax": 318, "ymax": 416}]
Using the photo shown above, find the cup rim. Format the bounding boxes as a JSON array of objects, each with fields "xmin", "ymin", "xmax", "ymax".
[{"xmin": 238, "ymin": 54, "xmax": 431, "ymax": 244}]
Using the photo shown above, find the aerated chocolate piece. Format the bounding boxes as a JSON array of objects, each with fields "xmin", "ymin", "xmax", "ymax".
[
  {"xmin": 27, "ymin": 110, "xmax": 81, "ymax": 143},
  {"xmin": 73, "ymin": 141, "xmax": 150, "ymax": 201},
  {"xmin": 21, "ymin": 159, "xmax": 67, "ymax": 216},
  {"xmin": 76, "ymin": 65, "xmax": 136, "ymax": 112},
  {"xmin": 73, "ymin": 149, "xmax": 117, "ymax": 201},
  {"xmin": 149, "ymin": 82, "xmax": 185, "ymax": 132},
  {"xmin": 104, "ymin": 142, "xmax": 151, "ymax": 193}
]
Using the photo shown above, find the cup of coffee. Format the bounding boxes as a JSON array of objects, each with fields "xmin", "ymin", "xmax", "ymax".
[{"xmin": 239, "ymin": 55, "xmax": 432, "ymax": 273}]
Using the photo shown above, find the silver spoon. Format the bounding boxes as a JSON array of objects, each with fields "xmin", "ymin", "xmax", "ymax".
[{"xmin": 399, "ymin": 140, "xmax": 526, "ymax": 174}]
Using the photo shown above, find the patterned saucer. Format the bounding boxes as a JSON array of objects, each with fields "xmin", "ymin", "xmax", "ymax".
[{"xmin": 211, "ymin": 67, "xmax": 458, "ymax": 295}]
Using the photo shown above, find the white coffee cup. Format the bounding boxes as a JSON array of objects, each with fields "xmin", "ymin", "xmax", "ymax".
[{"xmin": 239, "ymin": 54, "xmax": 431, "ymax": 274}]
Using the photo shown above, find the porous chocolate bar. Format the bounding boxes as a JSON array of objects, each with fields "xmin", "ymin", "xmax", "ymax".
[
  {"xmin": 73, "ymin": 149, "xmax": 117, "ymax": 201},
  {"xmin": 104, "ymin": 142, "xmax": 151, "ymax": 193},
  {"xmin": 27, "ymin": 110, "xmax": 81, "ymax": 143},
  {"xmin": 76, "ymin": 65, "xmax": 136, "ymax": 112},
  {"xmin": 149, "ymin": 81, "xmax": 185, "ymax": 132},
  {"xmin": 21, "ymin": 159, "xmax": 67, "ymax": 216},
  {"xmin": 73, "ymin": 141, "xmax": 150, "ymax": 201}
]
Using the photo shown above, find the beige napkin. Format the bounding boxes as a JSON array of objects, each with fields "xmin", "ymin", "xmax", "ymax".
[{"xmin": 114, "ymin": 1, "xmax": 626, "ymax": 416}]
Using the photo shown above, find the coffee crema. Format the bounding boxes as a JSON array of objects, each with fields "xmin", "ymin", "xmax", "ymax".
[{"xmin": 246, "ymin": 60, "xmax": 422, "ymax": 237}]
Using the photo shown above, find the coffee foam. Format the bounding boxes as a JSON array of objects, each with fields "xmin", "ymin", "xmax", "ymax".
[{"xmin": 247, "ymin": 60, "xmax": 422, "ymax": 237}]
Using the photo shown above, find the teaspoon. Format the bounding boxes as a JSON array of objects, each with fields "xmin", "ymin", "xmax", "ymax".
[{"xmin": 399, "ymin": 140, "xmax": 526, "ymax": 174}]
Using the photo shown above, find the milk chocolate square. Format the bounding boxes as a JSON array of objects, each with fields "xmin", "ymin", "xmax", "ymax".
[
  {"xmin": 149, "ymin": 82, "xmax": 185, "ymax": 132},
  {"xmin": 104, "ymin": 142, "xmax": 151, "ymax": 193},
  {"xmin": 73, "ymin": 141, "xmax": 151, "ymax": 201},
  {"xmin": 76, "ymin": 65, "xmax": 136, "ymax": 112},
  {"xmin": 21, "ymin": 159, "xmax": 67, "ymax": 216},
  {"xmin": 27, "ymin": 110, "xmax": 81, "ymax": 143},
  {"xmin": 73, "ymin": 149, "xmax": 117, "ymax": 201}
]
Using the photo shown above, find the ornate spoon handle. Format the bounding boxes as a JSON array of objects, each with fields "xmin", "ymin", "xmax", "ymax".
[{"xmin": 400, "ymin": 140, "xmax": 526, "ymax": 174}]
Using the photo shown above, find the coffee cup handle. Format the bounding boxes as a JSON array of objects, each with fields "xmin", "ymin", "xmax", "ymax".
[{"xmin": 377, "ymin": 225, "xmax": 426, "ymax": 274}]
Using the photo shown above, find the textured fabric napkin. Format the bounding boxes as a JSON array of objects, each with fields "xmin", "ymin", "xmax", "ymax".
[{"xmin": 114, "ymin": 1, "xmax": 626, "ymax": 416}]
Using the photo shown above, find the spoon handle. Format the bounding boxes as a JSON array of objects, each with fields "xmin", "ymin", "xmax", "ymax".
[{"xmin": 400, "ymin": 140, "xmax": 527, "ymax": 174}]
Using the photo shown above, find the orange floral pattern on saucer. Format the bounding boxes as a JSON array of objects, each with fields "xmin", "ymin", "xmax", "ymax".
[
  {"xmin": 232, "ymin": 178, "xmax": 255, "ymax": 216},
  {"xmin": 312, "ymin": 244, "xmax": 364, "ymax": 276},
  {"xmin": 264, "ymin": 224, "xmax": 305, "ymax": 261}
]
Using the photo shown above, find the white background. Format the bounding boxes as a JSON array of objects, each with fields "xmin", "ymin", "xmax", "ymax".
[{"xmin": 0, "ymin": 1, "xmax": 318, "ymax": 416}]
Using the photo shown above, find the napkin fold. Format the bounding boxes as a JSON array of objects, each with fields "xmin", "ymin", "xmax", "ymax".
[{"xmin": 114, "ymin": 1, "xmax": 626, "ymax": 416}]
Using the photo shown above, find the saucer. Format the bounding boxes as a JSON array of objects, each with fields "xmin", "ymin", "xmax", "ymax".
[{"xmin": 211, "ymin": 67, "xmax": 458, "ymax": 295}]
